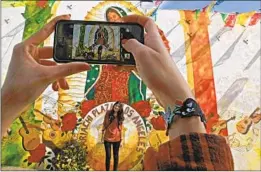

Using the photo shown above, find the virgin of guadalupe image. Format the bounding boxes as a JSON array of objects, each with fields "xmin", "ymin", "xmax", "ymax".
[
  {"xmin": 74, "ymin": 24, "xmax": 119, "ymax": 60},
  {"xmin": 84, "ymin": 6, "xmax": 148, "ymax": 106},
  {"xmin": 94, "ymin": 26, "xmax": 109, "ymax": 47},
  {"xmin": 89, "ymin": 25, "xmax": 119, "ymax": 61},
  {"xmin": 94, "ymin": 26, "xmax": 109, "ymax": 60}
]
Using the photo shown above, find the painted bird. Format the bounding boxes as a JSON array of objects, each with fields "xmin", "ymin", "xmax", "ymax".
[
  {"xmin": 67, "ymin": 5, "xmax": 73, "ymax": 10},
  {"xmin": 4, "ymin": 19, "xmax": 10, "ymax": 24},
  {"xmin": 243, "ymin": 39, "xmax": 248, "ymax": 44}
]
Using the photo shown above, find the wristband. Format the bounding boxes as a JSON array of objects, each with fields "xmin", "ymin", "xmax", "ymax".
[{"xmin": 163, "ymin": 98, "xmax": 207, "ymax": 136}]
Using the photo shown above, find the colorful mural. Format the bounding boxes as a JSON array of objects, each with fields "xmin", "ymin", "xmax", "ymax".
[{"xmin": 1, "ymin": 1, "xmax": 260, "ymax": 171}]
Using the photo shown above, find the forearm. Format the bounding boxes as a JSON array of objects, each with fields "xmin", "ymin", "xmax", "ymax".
[
  {"xmin": 158, "ymin": 64, "xmax": 194, "ymax": 109},
  {"xmin": 162, "ymin": 64, "xmax": 206, "ymax": 140},
  {"xmin": 168, "ymin": 116, "xmax": 206, "ymax": 140},
  {"xmin": 1, "ymin": 87, "xmax": 29, "ymax": 137}
]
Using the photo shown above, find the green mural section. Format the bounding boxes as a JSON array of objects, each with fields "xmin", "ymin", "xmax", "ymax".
[
  {"xmin": 1, "ymin": 1, "xmax": 55, "ymax": 168},
  {"xmin": 128, "ymin": 73, "xmax": 147, "ymax": 104},
  {"xmin": 85, "ymin": 65, "xmax": 101, "ymax": 100}
]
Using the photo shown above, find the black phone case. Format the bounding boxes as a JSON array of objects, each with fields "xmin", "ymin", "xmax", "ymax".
[{"xmin": 53, "ymin": 20, "xmax": 144, "ymax": 66}]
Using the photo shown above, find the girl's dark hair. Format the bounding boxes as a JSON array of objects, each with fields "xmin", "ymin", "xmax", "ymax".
[{"xmin": 109, "ymin": 101, "xmax": 124, "ymax": 126}]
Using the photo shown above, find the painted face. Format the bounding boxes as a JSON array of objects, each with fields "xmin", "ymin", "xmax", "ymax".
[
  {"xmin": 107, "ymin": 11, "xmax": 121, "ymax": 22},
  {"xmin": 113, "ymin": 103, "xmax": 121, "ymax": 112}
]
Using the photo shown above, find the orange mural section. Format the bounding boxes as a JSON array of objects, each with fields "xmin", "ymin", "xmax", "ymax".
[
  {"xmin": 94, "ymin": 66, "xmax": 129, "ymax": 105},
  {"xmin": 182, "ymin": 11, "xmax": 227, "ymax": 136}
]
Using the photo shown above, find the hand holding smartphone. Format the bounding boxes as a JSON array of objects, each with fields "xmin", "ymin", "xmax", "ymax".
[{"xmin": 53, "ymin": 20, "xmax": 144, "ymax": 65}]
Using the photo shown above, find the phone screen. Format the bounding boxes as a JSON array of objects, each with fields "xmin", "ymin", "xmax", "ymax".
[{"xmin": 54, "ymin": 20, "xmax": 144, "ymax": 65}]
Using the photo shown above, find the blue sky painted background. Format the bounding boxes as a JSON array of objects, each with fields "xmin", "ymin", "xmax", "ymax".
[{"xmin": 160, "ymin": 1, "xmax": 261, "ymax": 13}]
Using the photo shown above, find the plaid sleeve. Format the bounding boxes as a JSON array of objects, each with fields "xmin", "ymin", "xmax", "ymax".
[{"xmin": 143, "ymin": 133, "xmax": 234, "ymax": 171}]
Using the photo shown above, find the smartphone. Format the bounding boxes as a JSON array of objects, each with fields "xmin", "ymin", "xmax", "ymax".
[{"xmin": 53, "ymin": 20, "xmax": 144, "ymax": 65}]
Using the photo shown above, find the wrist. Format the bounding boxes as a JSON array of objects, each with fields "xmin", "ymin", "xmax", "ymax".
[
  {"xmin": 163, "ymin": 98, "xmax": 206, "ymax": 140},
  {"xmin": 159, "ymin": 76, "xmax": 194, "ymax": 109},
  {"xmin": 168, "ymin": 116, "xmax": 206, "ymax": 139}
]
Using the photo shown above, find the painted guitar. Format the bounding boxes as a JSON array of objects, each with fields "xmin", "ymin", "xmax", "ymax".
[
  {"xmin": 34, "ymin": 109, "xmax": 61, "ymax": 131},
  {"xmin": 236, "ymin": 107, "xmax": 260, "ymax": 134},
  {"xmin": 211, "ymin": 116, "xmax": 236, "ymax": 135},
  {"xmin": 18, "ymin": 116, "xmax": 41, "ymax": 151},
  {"xmin": 251, "ymin": 112, "xmax": 261, "ymax": 124}
]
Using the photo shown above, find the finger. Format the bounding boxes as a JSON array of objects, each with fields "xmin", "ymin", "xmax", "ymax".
[
  {"xmin": 48, "ymin": 62, "xmax": 90, "ymax": 81},
  {"xmin": 121, "ymin": 15, "xmax": 159, "ymax": 35},
  {"xmin": 58, "ymin": 78, "xmax": 69, "ymax": 90},
  {"xmin": 25, "ymin": 14, "xmax": 71, "ymax": 45},
  {"xmin": 122, "ymin": 38, "xmax": 160, "ymax": 66},
  {"xmin": 39, "ymin": 60, "xmax": 69, "ymax": 89},
  {"xmin": 52, "ymin": 81, "xmax": 59, "ymax": 91},
  {"xmin": 39, "ymin": 59, "xmax": 56, "ymax": 66},
  {"xmin": 37, "ymin": 46, "xmax": 53, "ymax": 59},
  {"xmin": 122, "ymin": 39, "xmax": 147, "ymax": 57}
]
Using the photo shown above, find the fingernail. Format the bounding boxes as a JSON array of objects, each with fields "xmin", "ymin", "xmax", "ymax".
[
  {"xmin": 84, "ymin": 64, "xmax": 91, "ymax": 70},
  {"xmin": 121, "ymin": 39, "xmax": 127, "ymax": 44},
  {"xmin": 53, "ymin": 83, "xmax": 59, "ymax": 91},
  {"xmin": 65, "ymin": 81, "xmax": 70, "ymax": 89}
]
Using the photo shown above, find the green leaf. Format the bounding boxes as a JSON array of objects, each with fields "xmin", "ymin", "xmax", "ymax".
[{"xmin": 154, "ymin": 105, "xmax": 160, "ymax": 110}]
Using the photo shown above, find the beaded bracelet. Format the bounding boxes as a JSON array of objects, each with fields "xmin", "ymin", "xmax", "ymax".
[{"xmin": 163, "ymin": 98, "xmax": 207, "ymax": 136}]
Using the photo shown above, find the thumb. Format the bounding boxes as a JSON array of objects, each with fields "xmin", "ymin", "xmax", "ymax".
[
  {"xmin": 122, "ymin": 39, "xmax": 146, "ymax": 57},
  {"xmin": 49, "ymin": 62, "xmax": 90, "ymax": 81}
]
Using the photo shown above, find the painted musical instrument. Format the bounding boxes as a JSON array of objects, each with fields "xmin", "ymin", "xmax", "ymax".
[
  {"xmin": 34, "ymin": 109, "xmax": 61, "ymax": 131},
  {"xmin": 18, "ymin": 116, "xmax": 41, "ymax": 151},
  {"xmin": 211, "ymin": 116, "xmax": 236, "ymax": 135},
  {"xmin": 236, "ymin": 107, "xmax": 260, "ymax": 134}
]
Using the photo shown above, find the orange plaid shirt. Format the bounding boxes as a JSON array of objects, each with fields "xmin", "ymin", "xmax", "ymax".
[{"xmin": 143, "ymin": 133, "xmax": 234, "ymax": 170}]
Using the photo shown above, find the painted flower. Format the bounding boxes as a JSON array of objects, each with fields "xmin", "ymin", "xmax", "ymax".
[
  {"xmin": 151, "ymin": 116, "xmax": 166, "ymax": 130},
  {"xmin": 61, "ymin": 113, "xmax": 77, "ymax": 132},
  {"xmin": 80, "ymin": 100, "xmax": 96, "ymax": 118},
  {"xmin": 28, "ymin": 144, "xmax": 46, "ymax": 163},
  {"xmin": 131, "ymin": 101, "xmax": 152, "ymax": 118}
]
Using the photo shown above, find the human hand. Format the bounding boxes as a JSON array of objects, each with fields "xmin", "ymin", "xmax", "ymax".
[
  {"xmin": 120, "ymin": 141, "xmax": 123, "ymax": 147},
  {"xmin": 121, "ymin": 15, "xmax": 205, "ymax": 141},
  {"xmin": 101, "ymin": 132, "xmax": 104, "ymax": 143},
  {"xmin": 121, "ymin": 15, "xmax": 193, "ymax": 108},
  {"xmin": 1, "ymin": 15, "xmax": 90, "ymax": 136}
]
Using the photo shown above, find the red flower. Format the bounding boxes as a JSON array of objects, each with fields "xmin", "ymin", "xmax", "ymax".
[
  {"xmin": 151, "ymin": 116, "xmax": 166, "ymax": 130},
  {"xmin": 61, "ymin": 113, "xmax": 77, "ymax": 132},
  {"xmin": 36, "ymin": 0, "xmax": 48, "ymax": 8},
  {"xmin": 131, "ymin": 101, "xmax": 151, "ymax": 118},
  {"xmin": 80, "ymin": 100, "xmax": 96, "ymax": 118},
  {"xmin": 28, "ymin": 144, "xmax": 46, "ymax": 163}
]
